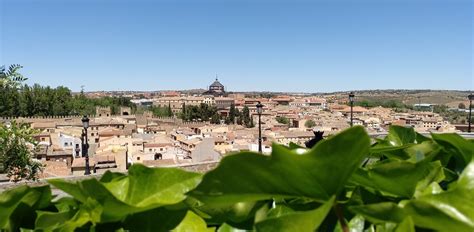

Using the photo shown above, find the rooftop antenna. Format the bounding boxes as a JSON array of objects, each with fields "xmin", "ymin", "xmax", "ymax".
[{"xmin": 216, "ymin": 74, "xmax": 218, "ymax": 81}]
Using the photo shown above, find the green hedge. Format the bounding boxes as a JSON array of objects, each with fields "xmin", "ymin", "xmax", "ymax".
[{"xmin": 0, "ymin": 126, "xmax": 473, "ymax": 231}]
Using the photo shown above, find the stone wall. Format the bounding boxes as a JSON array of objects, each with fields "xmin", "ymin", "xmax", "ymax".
[{"xmin": 0, "ymin": 161, "xmax": 220, "ymax": 194}]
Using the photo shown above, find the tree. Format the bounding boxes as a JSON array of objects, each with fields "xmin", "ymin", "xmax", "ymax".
[
  {"xmin": 276, "ymin": 116, "xmax": 290, "ymax": 125},
  {"xmin": 0, "ymin": 121, "xmax": 42, "ymax": 181},
  {"xmin": 236, "ymin": 108, "xmax": 243, "ymax": 125},
  {"xmin": 249, "ymin": 116, "xmax": 255, "ymax": 128},
  {"xmin": 166, "ymin": 102, "xmax": 173, "ymax": 117},
  {"xmin": 0, "ymin": 64, "xmax": 28, "ymax": 88},
  {"xmin": 458, "ymin": 103, "xmax": 466, "ymax": 109},
  {"xmin": 305, "ymin": 119, "xmax": 316, "ymax": 128},
  {"xmin": 211, "ymin": 114, "xmax": 221, "ymax": 124},
  {"xmin": 229, "ymin": 104, "xmax": 236, "ymax": 124},
  {"xmin": 242, "ymin": 106, "xmax": 251, "ymax": 127},
  {"xmin": 0, "ymin": 65, "xmax": 27, "ymax": 117}
]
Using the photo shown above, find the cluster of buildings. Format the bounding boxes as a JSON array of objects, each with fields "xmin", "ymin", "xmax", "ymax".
[{"xmin": 0, "ymin": 79, "xmax": 459, "ymax": 178}]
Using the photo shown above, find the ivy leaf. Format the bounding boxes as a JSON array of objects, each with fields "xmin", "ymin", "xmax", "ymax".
[
  {"xmin": 123, "ymin": 207, "xmax": 188, "ymax": 232},
  {"xmin": 190, "ymin": 126, "xmax": 370, "ymax": 204},
  {"xmin": 370, "ymin": 127, "xmax": 438, "ymax": 161},
  {"xmin": 403, "ymin": 160, "xmax": 474, "ymax": 231},
  {"xmin": 254, "ymin": 196, "xmax": 334, "ymax": 232},
  {"xmin": 394, "ymin": 217, "xmax": 415, "ymax": 232},
  {"xmin": 431, "ymin": 133, "xmax": 474, "ymax": 171},
  {"xmin": 350, "ymin": 202, "xmax": 406, "ymax": 224},
  {"xmin": 35, "ymin": 205, "xmax": 96, "ymax": 231},
  {"xmin": 217, "ymin": 223, "xmax": 247, "ymax": 232},
  {"xmin": 385, "ymin": 125, "xmax": 416, "ymax": 146},
  {"xmin": 173, "ymin": 211, "xmax": 214, "ymax": 232},
  {"xmin": 102, "ymin": 165, "xmax": 202, "ymax": 208},
  {"xmin": 333, "ymin": 214, "xmax": 365, "ymax": 232},
  {"xmin": 351, "ymin": 160, "xmax": 444, "ymax": 198},
  {"xmin": 35, "ymin": 210, "xmax": 77, "ymax": 231},
  {"xmin": 191, "ymin": 200, "xmax": 265, "ymax": 230},
  {"xmin": 0, "ymin": 185, "xmax": 51, "ymax": 231},
  {"xmin": 49, "ymin": 165, "xmax": 202, "ymax": 222}
]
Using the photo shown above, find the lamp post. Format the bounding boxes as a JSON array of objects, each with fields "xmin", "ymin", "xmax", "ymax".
[
  {"xmin": 82, "ymin": 116, "xmax": 91, "ymax": 175},
  {"xmin": 468, "ymin": 93, "xmax": 473, "ymax": 133},
  {"xmin": 256, "ymin": 101, "xmax": 264, "ymax": 153},
  {"xmin": 349, "ymin": 92, "xmax": 355, "ymax": 127}
]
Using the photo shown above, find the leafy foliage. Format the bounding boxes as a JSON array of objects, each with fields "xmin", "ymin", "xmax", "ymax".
[
  {"xmin": 0, "ymin": 64, "xmax": 136, "ymax": 117},
  {"xmin": 0, "ymin": 64, "xmax": 28, "ymax": 88},
  {"xmin": 276, "ymin": 116, "xmax": 290, "ymax": 125},
  {"xmin": 1, "ymin": 126, "xmax": 473, "ymax": 231},
  {"xmin": 0, "ymin": 121, "xmax": 42, "ymax": 181},
  {"xmin": 304, "ymin": 119, "xmax": 316, "ymax": 128},
  {"xmin": 180, "ymin": 103, "xmax": 220, "ymax": 123}
]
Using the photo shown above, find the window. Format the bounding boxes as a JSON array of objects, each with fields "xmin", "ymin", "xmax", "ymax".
[
  {"xmin": 137, "ymin": 157, "xmax": 140, "ymax": 161},
  {"xmin": 64, "ymin": 142, "xmax": 68, "ymax": 146}
]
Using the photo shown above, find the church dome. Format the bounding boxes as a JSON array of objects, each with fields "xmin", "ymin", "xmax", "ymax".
[{"xmin": 210, "ymin": 78, "xmax": 224, "ymax": 88}]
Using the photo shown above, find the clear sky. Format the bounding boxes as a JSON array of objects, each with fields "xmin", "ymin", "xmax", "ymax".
[{"xmin": 0, "ymin": 0, "xmax": 472, "ymax": 92}]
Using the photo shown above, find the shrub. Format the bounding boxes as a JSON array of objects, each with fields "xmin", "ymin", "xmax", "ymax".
[{"xmin": 0, "ymin": 121, "xmax": 42, "ymax": 181}]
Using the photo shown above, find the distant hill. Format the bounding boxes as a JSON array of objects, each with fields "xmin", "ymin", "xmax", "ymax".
[{"xmin": 325, "ymin": 90, "xmax": 471, "ymax": 107}]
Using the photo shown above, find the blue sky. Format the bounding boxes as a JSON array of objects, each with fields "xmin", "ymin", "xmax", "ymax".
[{"xmin": 0, "ymin": 0, "xmax": 472, "ymax": 92}]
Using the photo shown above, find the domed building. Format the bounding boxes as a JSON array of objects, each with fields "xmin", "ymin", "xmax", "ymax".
[{"xmin": 204, "ymin": 77, "xmax": 226, "ymax": 96}]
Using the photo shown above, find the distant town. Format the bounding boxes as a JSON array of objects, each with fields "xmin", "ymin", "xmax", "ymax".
[{"xmin": 1, "ymin": 78, "xmax": 472, "ymax": 179}]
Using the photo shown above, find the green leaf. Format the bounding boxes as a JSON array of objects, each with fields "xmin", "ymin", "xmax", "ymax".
[
  {"xmin": 369, "ymin": 144, "xmax": 412, "ymax": 160},
  {"xmin": 190, "ymin": 199, "xmax": 264, "ymax": 229},
  {"xmin": 254, "ymin": 196, "xmax": 334, "ymax": 232},
  {"xmin": 37, "ymin": 206, "xmax": 94, "ymax": 231},
  {"xmin": 403, "ymin": 161, "xmax": 474, "ymax": 231},
  {"xmin": 370, "ymin": 128, "xmax": 439, "ymax": 162},
  {"xmin": 49, "ymin": 165, "xmax": 202, "ymax": 222},
  {"xmin": 348, "ymin": 215, "xmax": 365, "ymax": 232},
  {"xmin": 431, "ymin": 133, "xmax": 474, "ymax": 170},
  {"xmin": 394, "ymin": 217, "xmax": 415, "ymax": 232},
  {"xmin": 35, "ymin": 210, "xmax": 77, "ymax": 231},
  {"xmin": 415, "ymin": 132, "xmax": 431, "ymax": 143},
  {"xmin": 333, "ymin": 214, "xmax": 365, "ymax": 232},
  {"xmin": 350, "ymin": 202, "xmax": 406, "ymax": 224},
  {"xmin": 173, "ymin": 211, "xmax": 214, "ymax": 232},
  {"xmin": 190, "ymin": 127, "xmax": 370, "ymax": 204},
  {"xmin": 0, "ymin": 185, "xmax": 51, "ymax": 230},
  {"xmin": 217, "ymin": 223, "xmax": 248, "ymax": 232},
  {"xmin": 123, "ymin": 207, "xmax": 188, "ymax": 232},
  {"xmin": 47, "ymin": 179, "xmax": 88, "ymax": 203},
  {"xmin": 385, "ymin": 126, "xmax": 416, "ymax": 146},
  {"xmin": 104, "ymin": 165, "xmax": 202, "ymax": 207},
  {"xmin": 404, "ymin": 141, "xmax": 441, "ymax": 163},
  {"xmin": 351, "ymin": 160, "xmax": 444, "ymax": 198}
]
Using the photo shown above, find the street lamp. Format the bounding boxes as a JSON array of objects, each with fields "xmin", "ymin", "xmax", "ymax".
[
  {"xmin": 81, "ymin": 115, "xmax": 91, "ymax": 175},
  {"xmin": 468, "ymin": 93, "xmax": 473, "ymax": 133},
  {"xmin": 256, "ymin": 101, "xmax": 264, "ymax": 153},
  {"xmin": 349, "ymin": 92, "xmax": 355, "ymax": 127}
]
